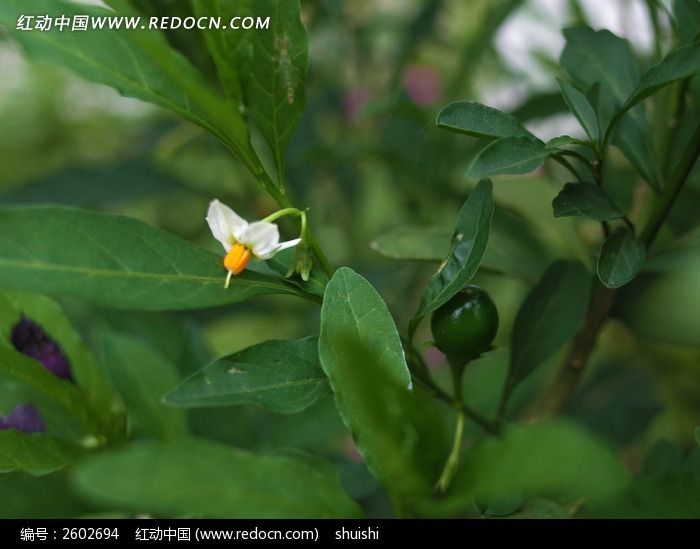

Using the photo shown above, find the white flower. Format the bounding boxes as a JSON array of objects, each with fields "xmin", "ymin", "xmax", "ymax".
[{"xmin": 206, "ymin": 199, "xmax": 301, "ymax": 287}]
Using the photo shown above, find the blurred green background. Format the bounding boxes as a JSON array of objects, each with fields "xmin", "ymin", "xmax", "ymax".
[{"xmin": 0, "ymin": 0, "xmax": 699, "ymax": 517}]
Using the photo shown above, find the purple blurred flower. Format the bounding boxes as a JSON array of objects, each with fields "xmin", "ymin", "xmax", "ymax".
[
  {"xmin": 402, "ymin": 65, "xmax": 442, "ymax": 106},
  {"xmin": 11, "ymin": 316, "xmax": 72, "ymax": 380},
  {"xmin": 0, "ymin": 404, "xmax": 45, "ymax": 434}
]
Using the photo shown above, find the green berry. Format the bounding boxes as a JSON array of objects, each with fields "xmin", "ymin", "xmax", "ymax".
[{"xmin": 430, "ymin": 285, "xmax": 499, "ymax": 363}]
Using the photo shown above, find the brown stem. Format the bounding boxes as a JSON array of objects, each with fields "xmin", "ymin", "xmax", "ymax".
[
  {"xmin": 532, "ymin": 85, "xmax": 700, "ymax": 417},
  {"xmin": 531, "ymin": 284, "xmax": 617, "ymax": 417}
]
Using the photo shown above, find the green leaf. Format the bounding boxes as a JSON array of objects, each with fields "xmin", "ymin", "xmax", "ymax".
[
  {"xmin": 507, "ymin": 261, "xmax": 591, "ymax": 388},
  {"xmin": 466, "ymin": 137, "xmax": 548, "ymax": 179},
  {"xmin": 0, "ymin": 431, "xmax": 82, "ymax": 476},
  {"xmin": 561, "ymin": 26, "xmax": 662, "ymax": 190},
  {"xmin": 99, "ymin": 331, "xmax": 187, "ymax": 440},
  {"xmin": 618, "ymin": 42, "xmax": 700, "ymax": 119},
  {"xmin": 561, "ymin": 26, "xmax": 640, "ymax": 130},
  {"xmin": 0, "ymin": 0, "xmax": 260, "ymax": 172},
  {"xmin": 0, "ymin": 158, "xmax": 183, "ymax": 208},
  {"xmin": 0, "ymin": 348, "xmax": 109, "ymax": 438},
  {"xmin": 75, "ymin": 438, "xmax": 362, "ymax": 518},
  {"xmin": 192, "ymin": 0, "xmax": 251, "ymax": 103},
  {"xmin": 436, "ymin": 101, "xmax": 532, "ymax": 139},
  {"xmin": 597, "ymin": 228, "xmax": 646, "ymax": 288},
  {"xmin": 482, "ymin": 208, "xmax": 553, "ymax": 282},
  {"xmin": 370, "ymin": 226, "xmax": 451, "ymax": 261},
  {"xmin": 612, "ymin": 115, "xmax": 663, "ymax": 192},
  {"xmin": 557, "ymin": 78, "xmax": 600, "ymax": 141},
  {"xmin": 445, "ymin": 420, "xmax": 629, "ymax": 506},
  {"xmin": 165, "ymin": 337, "xmax": 330, "ymax": 414},
  {"xmin": 0, "ymin": 206, "xmax": 308, "ymax": 311},
  {"xmin": 243, "ymin": 0, "xmax": 308, "ymax": 183},
  {"xmin": 319, "ymin": 268, "xmax": 448, "ymax": 513},
  {"xmin": 545, "ymin": 135, "xmax": 593, "ymax": 151},
  {"xmin": 589, "ymin": 440, "xmax": 700, "ymax": 517},
  {"xmin": 370, "ymin": 208, "xmax": 551, "ymax": 282},
  {"xmin": 552, "ymin": 182, "xmax": 624, "ymax": 221},
  {"xmin": 673, "ymin": 0, "xmax": 700, "ymax": 44},
  {"xmin": 0, "ymin": 472, "xmax": 92, "ymax": 518},
  {"xmin": 0, "ymin": 291, "xmax": 119, "ymax": 424},
  {"xmin": 414, "ymin": 180, "xmax": 494, "ymax": 324}
]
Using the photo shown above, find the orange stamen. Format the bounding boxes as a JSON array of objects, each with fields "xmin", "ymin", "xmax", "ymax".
[{"xmin": 223, "ymin": 243, "xmax": 251, "ymax": 275}]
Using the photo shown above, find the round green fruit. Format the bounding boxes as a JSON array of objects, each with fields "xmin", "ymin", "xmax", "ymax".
[{"xmin": 430, "ymin": 285, "xmax": 499, "ymax": 363}]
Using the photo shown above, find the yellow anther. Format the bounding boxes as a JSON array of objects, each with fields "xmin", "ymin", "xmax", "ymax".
[{"xmin": 223, "ymin": 243, "xmax": 251, "ymax": 288}]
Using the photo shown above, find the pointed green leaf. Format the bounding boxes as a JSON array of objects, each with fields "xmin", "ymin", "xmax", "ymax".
[
  {"xmin": 562, "ymin": 26, "xmax": 662, "ymax": 190},
  {"xmin": 0, "ymin": 0, "xmax": 260, "ymax": 171},
  {"xmin": 370, "ymin": 209, "xmax": 551, "ymax": 282},
  {"xmin": 436, "ymin": 101, "xmax": 532, "ymax": 139},
  {"xmin": 557, "ymin": 78, "xmax": 600, "ymax": 141},
  {"xmin": 561, "ymin": 26, "xmax": 640, "ymax": 129},
  {"xmin": 75, "ymin": 438, "xmax": 362, "ymax": 518},
  {"xmin": 0, "ymin": 207, "xmax": 307, "ymax": 310},
  {"xmin": 193, "ymin": 0, "xmax": 251, "ymax": 103},
  {"xmin": 612, "ymin": 115, "xmax": 663, "ymax": 191},
  {"xmin": 545, "ymin": 135, "xmax": 594, "ymax": 151},
  {"xmin": 99, "ymin": 331, "xmax": 187, "ymax": 440},
  {"xmin": 319, "ymin": 268, "xmax": 448, "ymax": 512},
  {"xmin": 673, "ymin": 0, "xmax": 700, "ymax": 44},
  {"xmin": 597, "ymin": 228, "xmax": 646, "ymax": 288},
  {"xmin": 0, "ymin": 431, "xmax": 82, "ymax": 476},
  {"xmin": 619, "ymin": 42, "xmax": 700, "ymax": 118},
  {"xmin": 552, "ymin": 182, "xmax": 624, "ymax": 221},
  {"xmin": 467, "ymin": 137, "xmax": 548, "ymax": 179},
  {"xmin": 244, "ymin": 0, "xmax": 308, "ymax": 183},
  {"xmin": 165, "ymin": 337, "xmax": 330, "ymax": 414},
  {"xmin": 507, "ymin": 261, "xmax": 591, "ymax": 387},
  {"xmin": 414, "ymin": 180, "xmax": 494, "ymax": 323}
]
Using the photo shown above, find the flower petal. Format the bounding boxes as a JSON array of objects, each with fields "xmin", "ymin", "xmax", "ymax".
[
  {"xmin": 240, "ymin": 221, "xmax": 280, "ymax": 258},
  {"xmin": 206, "ymin": 199, "xmax": 248, "ymax": 251},
  {"xmin": 0, "ymin": 404, "xmax": 45, "ymax": 433},
  {"xmin": 257, "ymin": 238, "xmax": 302, "ymax": 260},
  {"xmin": 11, "ymin": 316, "xmax": 73, "ymax": 380},
  {"xmin": 277, "ymin": 238, "xmax": 303, "ymax": 252}
]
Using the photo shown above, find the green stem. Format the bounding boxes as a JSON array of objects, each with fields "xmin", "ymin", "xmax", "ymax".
[
  {"xmin": 533, "ymin": 70, "xmax": 697, "ymax": 418},
  {"xmin": 261, "ymin": 207, "xmax": 303, "ymax": 224},
  {"xmin": 461, "ymin": 402, "xmax": 501, "ymax": 435},
  {"xmin": 402, "ymin": 338, "xmax": 500, "ymax": 435},
  {"xmin": 496, "ymin": 379, "xmax": 513, "ymax": 420},
  {"xmin": 305, "ymin": 228, "xmax": 335, "ymax": 278},
  {"xmin": 552, "ymin": 155, "xmax": 585, "ymax": 181},
  {"xmin": 265, "ymin": 175, "xmax": 334, "ymax": 278},
  {"xmin": 532, "ymin": 130, "xmax": 616, "ymax": 416},
  {"xmin": 559, "ymin": 149, "xmax": 597, "ymax": 177},
  {"xmin": 659, "ymin": 81, "xmax": 688, "ymax": 177},
  {"xmin": 644, "ymin": 0, "xmax": 664, "ymax": 61},
  {"xmin": 437, "ymin": 411, "xmax": 465, "ymax": 492},
  {"xmin": 640, "ymin": 121, "xmax": 700, "ymax": 247},
  {"xmin": 254, "ymin": 166, "xmax": 291, "ymax": 209}
]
